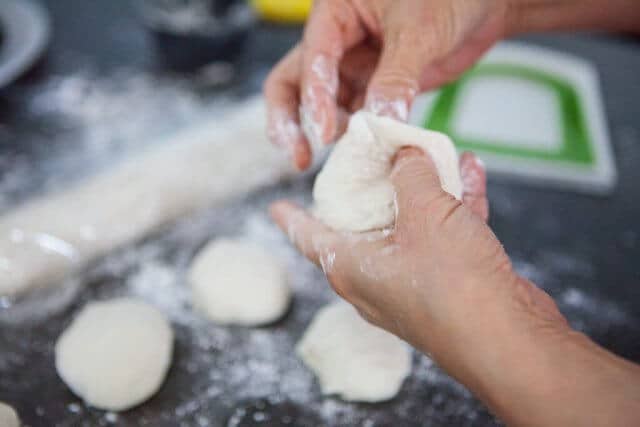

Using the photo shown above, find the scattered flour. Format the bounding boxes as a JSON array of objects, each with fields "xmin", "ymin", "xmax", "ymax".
[{"xmin": 0, "ymin": 69, "xmax": 636, "ymax": 427}]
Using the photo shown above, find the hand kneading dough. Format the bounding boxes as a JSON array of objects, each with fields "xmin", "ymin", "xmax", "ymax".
[
  {"xmin": 55, "ymin": 298, "xmax": 173, "ymax": 411},
  {"xmin": 0, "ymin": 402, "xmax": 20, "ymax": 427},
  {"xmin": 313, "ymin": 112, "xmax": 463, "ymax": 232},
  {"xmin": 297, "ymin": 301, "xmax": 411, "ymax": 402},
  {"xmin": 188, "ymin": 239, "xmax": 291, "ymax": 326}
]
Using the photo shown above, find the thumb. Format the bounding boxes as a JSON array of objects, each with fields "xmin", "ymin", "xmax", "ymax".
[
  {"xmin": 390, "ymin": 147, "xmax": 448, "ymax": 225},
  {"xmin": 365, "ymin": 30, "xmax": 427, "ymax": 121}
]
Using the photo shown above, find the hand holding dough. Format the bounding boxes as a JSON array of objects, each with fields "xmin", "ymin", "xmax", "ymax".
[{"xmin": 313, "ymin": 112, "xmax": 462, "ymax": 232}]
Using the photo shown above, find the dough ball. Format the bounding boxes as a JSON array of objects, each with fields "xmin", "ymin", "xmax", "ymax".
[
  {"xmin": 188, "ymin": 239, "xmax": 291, "ymax": 326},
  {"xmin": 0, "ymin": 402, "xmax": 19, "ymax": 427},
  {"xmin": 297, "ymin": 301, "xmax": 412, "ymax": 402},
  {"xmin": 55, "ymin": 298, "xmax": 173, "ymax": 411},
  {"xmin": 313, "ymin": 112, "xmax": 462, "ymax": 232}
]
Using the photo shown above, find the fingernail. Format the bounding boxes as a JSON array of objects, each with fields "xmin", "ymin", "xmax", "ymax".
[
  {"xmin": 365, "ymin": 93, "xmax": 410, "ymax": 122},
  {"xmin": 393, "ymin": 147, "xmax": 423, "ymax": 165}
]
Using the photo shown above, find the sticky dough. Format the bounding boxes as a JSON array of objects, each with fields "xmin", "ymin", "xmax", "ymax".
[
  {"xmin": 313, "ymin": 112, "xmax": 462, "ymax": 232},
  {"xmin": 55, "ymin": 298, "xmax": 173, "ymax": 411},
  {"xmin": 297, "ymin": 301, "xmax": 411, "ymax": 402},
  {"xmin": 188, "ymin": 239, "xmax": 291, "ymax": 326},
  {"xmin": 0, "ymin": 98, "xmax": 293, "ymax": 297}
]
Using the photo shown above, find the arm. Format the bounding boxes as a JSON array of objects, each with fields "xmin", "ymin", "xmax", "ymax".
[
  {"xmin": 509, "ymin": 0, "xmax": 640, "ymax": 35},
  {"xmin": 270, "ymin": 148, "xmax": 640, "ymax": 426},
  {"xmin": 436, "ymin": 275, "xmax": 640, "ymax": 426}
]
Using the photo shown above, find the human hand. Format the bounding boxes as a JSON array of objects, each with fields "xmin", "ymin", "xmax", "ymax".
[
  {"xmin": 264, "ymin": 0, "xmax": 511, "ymax": 170},
  {"xmin": 272, "ymin": 149, "xmax": 640, "ymax": 426},
  {"xmin": 271, "ymin": 148, "xmax": 567, "ymax": 375}
]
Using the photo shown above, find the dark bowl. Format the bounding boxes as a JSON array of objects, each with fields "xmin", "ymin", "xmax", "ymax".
[{"xmin": 138, "ymin": 1, "xmax": 256, "ymax": 72}]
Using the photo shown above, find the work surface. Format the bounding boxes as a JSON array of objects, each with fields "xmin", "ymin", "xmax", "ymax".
[{"xmin": 0, "ymin": 1, "xmax": 639, "ymax": 426}]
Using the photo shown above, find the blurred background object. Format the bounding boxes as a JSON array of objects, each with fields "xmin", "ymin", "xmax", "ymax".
[
  {"xmin": 409, "ymin": 43, "xmax": 617, "ymax": 195},
  {"xmin": 137, "ymin": 0, "xmax": 256, "ymax": 71},
  {"xmin": 0, "ymin": 0, "xmax": 50, "ymax": 88}
]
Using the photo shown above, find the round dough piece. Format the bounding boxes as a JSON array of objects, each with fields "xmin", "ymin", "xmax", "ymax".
[
  {"xmin": 0, "ymin": 402, "xmax": 20, "ymax": 427},
  {"xmin": 297, "ymin": 301, "xmax": 412, "ymax": 402},
  {"xmin": 313, "ymin": 112, "xmax": 463, "ymax": 232},
  {"xmin": 188, "ymin": 239, "xmax": 291, "ymax": 326},
  {"xmin": 55, "ymin": 298, "xmax": 173, "ymax": 411}
]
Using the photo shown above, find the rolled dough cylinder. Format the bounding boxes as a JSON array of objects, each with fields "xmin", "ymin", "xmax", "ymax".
[
  {"xmin": 297, "ymin": 301, "xmax": 412, "ymax": 402},
  {"xmin": 188, "ymin": 239, "xmax": 291, "ymax": 326},
  {"xmin": 313, "ymin": 112, "xmax": 462, "ymax": 232},
  {"xmin": 0, "ymin": 402, "xmax": 19, "ymax": 427},
  {"xmin": 55, "ymin": 298, "xmax": 173, "ymax": 411},
  {"xmin": 0, "ymin": 97, "xmax": 293, "ymax": 297}
]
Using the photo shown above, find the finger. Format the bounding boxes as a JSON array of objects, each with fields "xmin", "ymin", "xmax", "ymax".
[
  {"xmin": 338, "ymin": 45, "xmax": 378, "ymax": 116},
  {"xmin": 364, "ymin": 25, "xmax": 429, "ymax": 121},
  {"xmin": 264, "ymin": 46, "xmax": 313, "ymax": 170},
  {"xmin": 390, "ymin": 147, "xmax": 449, "ymax": 226},
  {"xmin": 418, "ymin": 39, "xmax": 495, "ymax": 91},
  {"xmin": 269, "ymin": 200, "xmax": 341, "ymax": 270},
  {"xmin": 460, "ymin": 152, "xmax": 489, "ymax": 222},
  {"xmin": 300, "ymin": 0, "xmax": 365, "ymax": 146},
  {"xmin": 339, "ymin": 44, "xmax": 379, "ymax": 94}
]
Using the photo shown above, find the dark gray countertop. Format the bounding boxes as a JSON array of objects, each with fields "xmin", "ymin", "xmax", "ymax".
[{"xmin": 0, "ymin": 1, "xmax": 639, "ymax": 426}]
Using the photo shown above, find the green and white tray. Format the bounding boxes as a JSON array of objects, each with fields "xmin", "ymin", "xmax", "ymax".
[{"xmin": 409, "ymin": 42, "xmax": 616, "ymax": 194}]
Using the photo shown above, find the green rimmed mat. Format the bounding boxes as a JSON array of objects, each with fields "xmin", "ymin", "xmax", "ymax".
[{"xmin": 409, "ymin": 42, "xmax": 616, "ymax": 195}]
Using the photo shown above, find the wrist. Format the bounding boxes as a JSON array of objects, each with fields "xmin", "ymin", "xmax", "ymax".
[
  {"xmin": 413, "ymin": 272, "xmax": 572, "ymax": 385},
  {"xmin": 433, "ymin": 274, "xmax": 640, "ymax": 426}
]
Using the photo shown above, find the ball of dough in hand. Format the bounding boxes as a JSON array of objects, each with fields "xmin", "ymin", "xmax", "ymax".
[
  {"xmin": 188, "ymin": 239, "xmax": 291, "ymax": 326},
  {"xmin": 297, "ymin": 301, "xmax": 412, "ymax": 402},
  {"xmin": 0, "ymin": 402, "xmax": 20, "ymax": 427},
  {"xmin": 55, "ymin": 298, "xmax": 173, "ymax": 411},
  {"xmin": 313, "ymin": 112, "xmax": 462, "ymax": 232}
]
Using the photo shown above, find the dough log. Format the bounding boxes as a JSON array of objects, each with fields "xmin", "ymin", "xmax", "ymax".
[{"xmin": 0, "ymin": 98, "xmax": 293, "ymax": 296}]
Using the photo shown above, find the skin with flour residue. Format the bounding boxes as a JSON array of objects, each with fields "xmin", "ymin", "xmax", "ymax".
[
  {"xmin": 264, "ymin": 0, "xmax": 510, "ymax": 170},
  {"xmin": 365, "ymin": 90, "xmax": 415, "ymax": 122},
  {"xmin": 267, "ymin": 107, "xmax": 303, "ymax": 151},
  {"xmin": 270, "ymin": 146, "xmax": 640, "ymax": 427},
  {"xmin": 273, "ymin": 142, "xmax": 640, "ymax": 427},
  {"xmin": 299, "ymin": 55, "xmax": 340, "ymax": 150}
]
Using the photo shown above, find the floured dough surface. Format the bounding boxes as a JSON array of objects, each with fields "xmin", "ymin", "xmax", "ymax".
[
  {"xmin": 188, "ymin": 239, "xmax": 291, "ymax": 326},
  {"xmin": 55, "ymin": 298, "xmax": 173, "ymax": 411},
  {"xmin": 0, "ymin": 402, "xmax": 19, "ymax": 427},
  {"xmin": 297, "ymin": 301, "xmax": 412, "ymax": 402},
  {"xmin": 0, "ymin": 97, "xmax": 293, "ymax": 297},
  {"xmin": 313, "ymin": 112, "xmax": 462, "ymax": 232}
]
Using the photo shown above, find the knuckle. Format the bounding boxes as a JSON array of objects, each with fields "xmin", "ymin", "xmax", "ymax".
[
  {"xmin": 408, "ymin": 189, "xmax": 449, "ymax": 215},
  {"xmin": 373, "ymin": 67, "xmax": 419, "ymax": 93},
  {"xmin": 428, "ymin": 195, "xmax": 464, "ymax": 227},
  {"xmin": 403, "ymin": 192, "xmax": 462, "ymax": 231}
]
